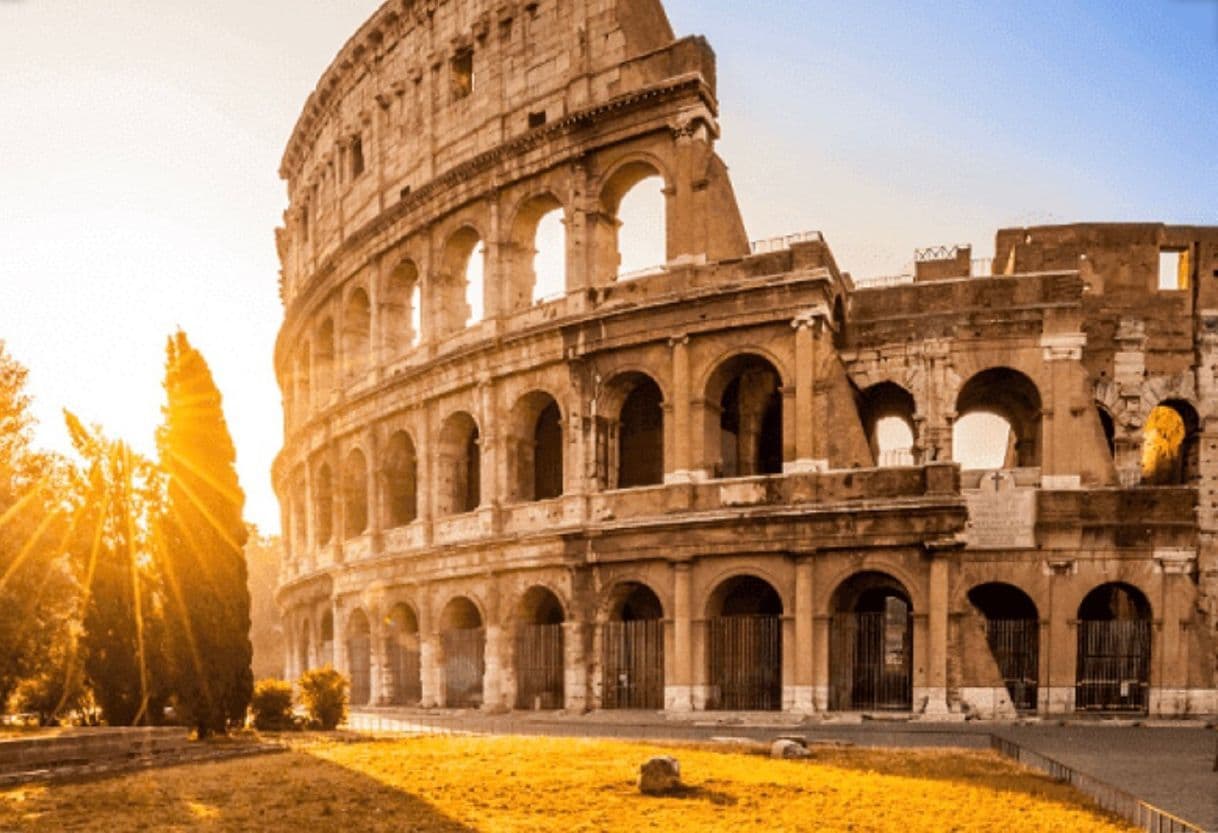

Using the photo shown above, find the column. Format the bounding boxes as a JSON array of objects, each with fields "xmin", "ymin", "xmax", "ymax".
[
  {"xmin": 1154, "ymin": 548, "xmax": 1197, "ymax": 715},
  {"xmin": 1045, "ymin": 558, "xmax": 1075, "ymax": 713},
  {"xmin": 563, "ymin": 621, "xmax": 587, "ymax": 711},
  {"xmin": 482, "ymin": 583, "xmax": 505, "ymax": 710},
  {"xmin": 787, "ymin": 313, "xmax": 826, "ymax": 473},
  {"xmin": 667, "ymin": 563, "xmax": 693, "ymax": 711},
  {"xmin": 666, "ymin": 335, "xmax": 693, "ymax": 483},
  {"xmin": 793, "ymin": 556, "xmax": 815, "ymax": 712},
  {"xmin": 923, "ymin": 554, "xmax": 950, "ymax": 715},
  {"xmin": 1040, "ymin": 332, "xmax": 1086, "ymax": 489}
]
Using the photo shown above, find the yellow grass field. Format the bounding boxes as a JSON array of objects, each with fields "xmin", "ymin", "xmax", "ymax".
[{"xmin": 0, "ymin": 734, "xmax": 1135, "ymax": 832}]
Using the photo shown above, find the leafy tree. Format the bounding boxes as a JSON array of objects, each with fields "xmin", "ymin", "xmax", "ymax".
[
  {"xmin": 65, "ymin": 413, "xmax": 165, "ymax": 726},
  {"xmin": 298, "ymin": 667, "xmax": 347, "ymax": 730},
  {"xmin": 156, "ymin": 331, "xmax": 252, "ymax": 737},
  {"xmin": 0, "ymin": 342, "xmax": 74, "ymax": 712}
]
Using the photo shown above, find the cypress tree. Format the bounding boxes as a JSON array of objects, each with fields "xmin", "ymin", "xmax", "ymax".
[{"xmin": 156, "ymin": 331, "xmax": 252, "ymax": 736}]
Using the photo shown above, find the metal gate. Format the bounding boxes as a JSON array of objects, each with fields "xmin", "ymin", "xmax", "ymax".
[
  {"xmin": 1076, "ymin": 620, "xmax": 1150, "ymax": 712},
  {"xmin": 443, "ymin": 627, "xmax": 485, "ymax": 708},
  {"xmin": 348, "ymin": 635, "xmax": 371, "ymax": 706},
  {"xmin": 387, "ymin": 638, "xmax": 421, "ymax": 706},
  {"xmin": 515, "ymin": 623, "xmax": 564, "ymax": 710},
  {"xmin": 707, "ymin": 615, "xmax": 782, "ymax": 711},
  {"xmin": 601, "ymin": 619, "xmax": 664, "ymax": 709},
  {"xmin": 984, "ymin": 619, "xmax": 1038, "ymax": 712},
  {"xmin": 830, "ymin": 611, "xmax": 912, "ymax": 711}
]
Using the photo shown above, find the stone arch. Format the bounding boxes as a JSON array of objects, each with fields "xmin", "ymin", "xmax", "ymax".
[
  {"xmin": 506, "ymin": 192, "xmax": 567, "ymax": 310},
  {"xmin": 346, "ymin": 607, "xmax": 372, "ymax": 706},
  {"xmin": 382, "ymin": 259, "xmax": 420, "ymax": 355},
  {"xmin": 294, "ymin": 343, "xmax": 311, "ymax": 421},
  {"xmin": 343, "ymin": 287, "xmax": 372, "ymax": 382},
  {"xmin": 436, "ymin": 225, "xmax": 487, "ymax": 337},
  {"xmin": 601, "ymin": 580, "xmax": 665, "ymax": 709},
  {"xmin": 598, "ymin": 156, "xmax": 670, "ymax": 280},
  {"xmin": 383, "ymin": 430, "xmax": 418, "ymax": 527},
  {"xmin": 954, "ymin": 367, "xmax": 1042, "ymax": 468},
  {"xmin": 704, "ymin": 353, "xmax": 785, "ymax": 478},
  {"xmin": 342, "ymin": 448, "xmax": 369, "ymax": 538},
  {"xmin": 315, "ymin": 462, "xmax": 334, "ymax": 545},
  {"xmin": 507, "ymin": 390, "xmax": 564, "ymax": 502},
  {"xmin": 859, "ymin": 381, "xmax": 917, "ymax": 466},
  {"xmin": 705, "ymin": 575, "xmax": 783, "ymax": 711},
  {"xmin": 1141, "ymin": 399, "xmax": 1200, "ymax": 485},
  {"xmin": 298, "ymin": 617, "xmax": 312, "ymax": 676},
  {"xmin": 436, "ymin": 411, "xmax": 481, "ymax": 516},
  {"xmin": 438, "ymin": 595, "xmax": 485, "ymax": 708},
  {"xmin": 513, "ymin": 585, "xmax": 566, "ymax": 710},
  {"xmin": 1076, "ymin": 582, "xmax": 1152, "ymax": 712},
  {"xmin": 290, "ymin": 470, "xmax": 308, "ymax": 557},
  {"xmin": 966, "ymin": 582, "xmax": 1040, "ymax": 712},
  {"xmin": 385, "ymin": 602, "xmax": 421, "ymax": 705},
  {"xmin": 602, "ymin": 371, "xmax": 665, "ymax": 489},
  {"xmin": 828, "ymin": 571, "xmax": 914, "ymax": 711},
  {"xmin": 320, "ymin": 609, "xmax": 335, "ymax": 666},
  {"xmin": 315, "ymin": 317, "xmax": 336, "ymax": 398}
]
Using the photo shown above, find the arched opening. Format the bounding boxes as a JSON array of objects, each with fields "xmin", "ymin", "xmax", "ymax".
[
  {"xmin": 347, "ymin": 609, "xmax": 372, "ymax": 706},
  {"xmin": 438, "ymin": 227, "xmax": 486, "ymax": 335},
  {"xmin": 859, "ymin": 382, "xmax": 917, "ymax": 466},
  {"xmin": 343, "ymin": 289, "xmax": 372, "ymax": 382},
  {"xmin": 291, "ymin": 472, "xmax": 307, "ymax": 557},
  {"xmin": 514, "ymin": 587, "xmax": 565, "ymax": 710},
  {"xmin": 508, "ymin": 194, "xmax": 566, "ymax": 309},
  {"xmin": 601, "ymin": 582, "xmax": 664, "ymax": 709},
  {"xmin": 967, "ymin": 583, "xmax": 1039, "ymax": 712},
  {"xmin": 1076, "ymin": 583, "xmax": 1152, "ymax": 712},
  {"xmin": 294, "ymin": 345, "xmax": 311, "ymax": 420},
  {"xmin": 706, "ymin": 576, "xmax": 783, "ymax": 711},
  {"xmin": 832, "ymin": 296, "xmax": 847, "ymax": 350},
  {"xmin": 612, "ymin": 374, "xmax": 663, "ymax": 489},
  {"xmin": 601, "ymin": 162, "xmax": 665, "ymax": 279},
  {"xmin": 382, "ymin": 260, "xmax": 419, "ymax": 356},
  {"xmin": 315, "ymin": 464, "xmax": 334, "ymax": 545},
  {"xmin": 385, "ymin": 603, "xmax": 421, "ymax": 706},
  {"xmin": 342, "ymin": 449, "xmax": 368, "ymax": 538},
  {"xmin": 508, "ymin": 392, "xmax": 563, "ymax": 502},
  {"xmin": 440, "ymin": 597, "xmax": 485, "ymax": 708},
  {"xmin": 298, "ymin": 619, "xmax": 311, "ymax": 676},
  {"xmin": 707, "ymin": 355, "xmax": 783, "ymax": 478},
  {"xmin": 830, "ymin": 572, "xmax": 913, "ymax": 711},
  {"xmin": 953, "ymin": 368, "xmax": 1042, "ymax": 469},
  {"xmin": 437, "ymin": 412, "xmax": 481, "ymax": 516},
  {"xmin": 1141, "ymin": 400, "xmax": 1200, "ymax": 485},
  {"xmin": 315, "ymin": 319, "xmax": 335, "ymax": 399},
  {"xmin": 384, "ymin": 431, "xmax": 418, "ymax": 527},
  {"xmin": 1097, "ymin": 405, "xmax": 1116, "ymax": 457},
  {"xmin": 320, "ymin": 610, "xmax": 334, "ymax": 666}
]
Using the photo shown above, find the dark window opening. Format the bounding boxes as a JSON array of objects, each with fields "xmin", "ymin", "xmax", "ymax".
[
  {"xmin": 617, "ymin": 379, "xmax": 664, "ymax": 488},
  {"xmin": 452, "ymin": 49, "xmax": 474, "ymax": 100},
  {"xmin": 528, "ymin": 110, "xmax": 547, "ymax": 129},
  {"xmin": 533, "ymin": 401, "xmax": 563, "ymax": 500},
  {"xmin": 351, "ymin": 136, "xmax": 365, "ymax": 179}
]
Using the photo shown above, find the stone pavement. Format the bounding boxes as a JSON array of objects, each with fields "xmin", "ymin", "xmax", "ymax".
[{"xmin": 350, "ymin": 708, "xmax": 1218, "ymax": 830}]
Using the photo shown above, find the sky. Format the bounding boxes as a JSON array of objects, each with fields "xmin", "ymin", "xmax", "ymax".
[{"xmin": 1, "ymin": 0, "xmax": 1215, "ymax": 533}]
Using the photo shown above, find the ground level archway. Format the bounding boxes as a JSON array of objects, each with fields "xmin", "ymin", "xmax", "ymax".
[
  {"xmin": 706, "ymin": 575, "xmax": 783, "ymax": 711},
  {"xmin": 968, "ymin": 583, "xmax": 1039, "ymax": 712},
  {"xmin": 440, "ymin": 598, "xmax": 485, "ymax": 708},
  {"xmin": 829, "ymin": 572, "xmax": 913, "ymax": 711},
  {"xmin": 1076, "ymin": 583, "xmax": 1151, "ymax": 713},
  {"xmin": 515, "ymin": 587, "xmax": 565, "ymax": 710},
  {"xmin": 601, "ymin": 582, "xmax": 664, "ymax": 709}
]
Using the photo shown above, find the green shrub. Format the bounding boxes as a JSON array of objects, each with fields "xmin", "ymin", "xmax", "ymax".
[
  {"xmin": 250, "ymin": 678, "xmax": 295, "ymax": 731},
  {"xmin": 298, "ymin": 666, "xmax": 348, "ymax": 730}
]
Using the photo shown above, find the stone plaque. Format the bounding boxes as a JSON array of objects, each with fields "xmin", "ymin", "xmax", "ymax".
[{"xmin": 964, "ymin": 471, "xmax": 1036, "ymax": 549}]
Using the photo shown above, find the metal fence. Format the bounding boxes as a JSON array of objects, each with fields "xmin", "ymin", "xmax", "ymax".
[
  {"xmin": 348, "ymin": 635, "xmax": 372, "ymax": 707},
  {"xmin": 386, "ymin": 639, "xmax": 421, "ymax": 706},
  {"xmin": 1076, "ymin": 619, "xmax": 1151, "ymax": 712},
  {"xmin": 830, "ymin": 611, "xmax": 912, "ymax": 711},
  {"xmin": 443, "ymin": 627, "xmax": 486, "ymax": 708},
  {"xmin": 984, "ymin": 619, "xmax": 1038, "ymax": 712},
  {"xmin": 601, "ymin": 619, "xmax": 664, "ymax": 709},
  {"xmin": 515, "ymin": 623, "xmax": 564, "ymax": 710},
  {"xmin": 749, "ymin": 230, "xmax": 823, "ymax": 255},
  {"xmin": 990, "ymin": 736, "xmax": 1205, "ymax": 833},
  {"xmin": 707, "ymin": 615, "xmax": 782, "ymax": 711}
]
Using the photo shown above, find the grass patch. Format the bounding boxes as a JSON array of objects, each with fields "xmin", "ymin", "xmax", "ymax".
[{"xmin": 0, "ymin": 734, "xmax": 1136, "ymax": 832}]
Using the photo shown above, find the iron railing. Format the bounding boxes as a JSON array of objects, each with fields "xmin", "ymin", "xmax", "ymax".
[
  {"xmin": 601, "ymin": 619, "xmax": 664, "ymax": 709},
  {"xmin": 707, "ymin": 615, "xmax": 783, "ymax": 711},
  {"xmin": 990, "ymin": 735, "xmax": 1205, "ymax": 833},
  {"xmin": 515, "ymin": 623, "xmax": 565, "ymax": 710},
  {"xmin": 749, "ymin": 230, "xmax": 823, "ymax": 254},
  {"xmin": 443, "ymin": 627, "xmax": 486, "ymax": 708}
]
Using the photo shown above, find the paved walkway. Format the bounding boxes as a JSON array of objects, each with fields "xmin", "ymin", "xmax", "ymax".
[{"xmin": 350, "ymin": 708, "xmax": 1218, "ymax": 830}]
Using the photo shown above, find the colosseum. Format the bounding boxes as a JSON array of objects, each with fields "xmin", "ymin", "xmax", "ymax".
[{"xmin": 273, "ymin": 0, "xmax": 1218, "ymax": 718}]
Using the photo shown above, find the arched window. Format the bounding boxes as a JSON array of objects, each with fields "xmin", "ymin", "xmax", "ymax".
[
  {"xmin": 315, "ymin": 319, "xmax": 335, "ymax": 398},
  {"xmin": 509, "ymin": 392, "xmax": 563, "ymax": 502},
  {"xmin": 347, "ymin": 609, "xmax": 371, "ymax": 706},
  {"xmin": 384, "ymin": 431, "xmax": 418, "ymax": 527},
  {"xmin": 436, "ymin": 227, "xmax": 487, "ymax": 337},
  {"xmin": 1141, "ymin": 400, "xmax": 1199, "ymax": 485},
  {"xmin": 708, "ymin": 354, "xmax": 783, "ymax": 478},
  {"xmin": 953, "ymin": 368, "xmax": 1042, "ymax": 469},
  {"xmin": 438, "ymin": 412, "xmax": 481, "ymax": 515},
  {"xmin": 298, "ymin": 619, "xmax": 311, "ymax": 676},
  {"xmin": 507, "ymin": 194, "xmax": 566, "ymax": 310},
  {"xmin": 343, "ymin": 289, "xmax": 372, "ymax": 381},
  {"xmin": 600, "ymin": 162, "xmax": 665, "ymax": 280},
  {"xmin": 294, "ymin": 345, "xmax": 311, "ymax": 420},
  {"xmin": 320, "ymin": 610, "xmax": 335, "ymax": 666},
  {"xmin": 386, "ymin": 604, "xmax": 421, "ymax": 705},
  {"xmin": 291, "ymin": 472, "xmax": 307, "ymax": 555},
  {"xmin": 343, "ymin": 449, "xmax": 368, "ymax": 538},
  {"xmin": 859, "ymin": 382, "xmax": 917, "ymax": 467},
  {"xmin": 315, "ymin": 463, "xmax": 334, "ymax": 545},
  {"xmin": 382, "ymin": 260, "xmax": 419, "ymax": 356},
  {"xmin": 614, "ymin": 374, "xmax": 664, "ymax": 488}
]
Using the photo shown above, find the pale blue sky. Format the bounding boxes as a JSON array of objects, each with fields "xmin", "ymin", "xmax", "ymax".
[{"xmin": 1, "ymin": 0, "xmax": 1214, "ymax": 532}]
